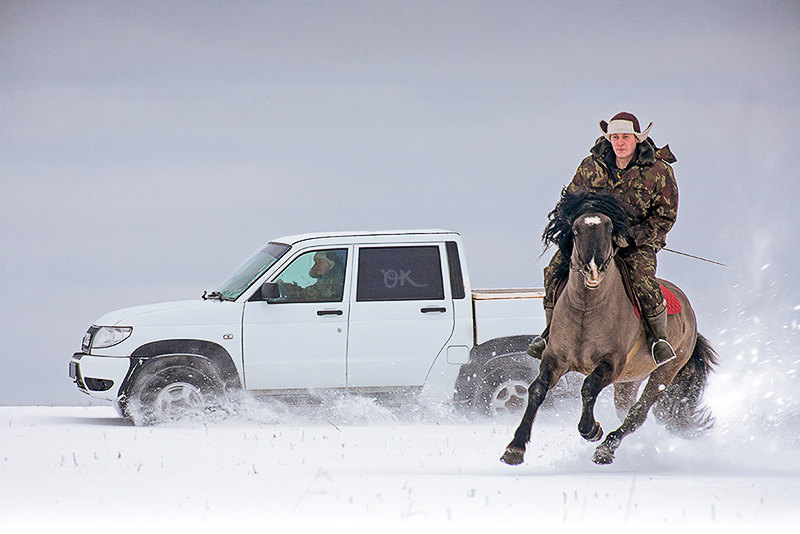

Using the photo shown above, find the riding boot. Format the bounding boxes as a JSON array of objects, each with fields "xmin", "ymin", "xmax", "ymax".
[
  {"xmin": 645, "ymin": 308, "xmax": 677, "ymax": 366},
  {"xmin": 526, "ymin": 307, "xmax": 553, "ymax": 359}
]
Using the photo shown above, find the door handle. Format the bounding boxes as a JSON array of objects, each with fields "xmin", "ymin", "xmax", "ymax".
[
  {"xmin": 421, "ymin": 307, "xmax": 447, "ymax": 314},
  {"xmin": 317, "ymin": 309, "xmax": 344, "ymax": 316}
]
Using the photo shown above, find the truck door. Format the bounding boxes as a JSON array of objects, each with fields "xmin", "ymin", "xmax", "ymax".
[
  {"xmin": 242, "ymin": 247, "xmax": 350, "ymax": 390},
  {"xmin": 346, "ymin": 244, "xmax": 455, "ymax": 388}
]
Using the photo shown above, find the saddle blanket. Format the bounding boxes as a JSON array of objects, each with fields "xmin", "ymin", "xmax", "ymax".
[
  {"xmin": 663, "ymin": 286, "xmax": 682, "ymax": 315},
  {"xmin": 634, "ymin": 285, "xmax": 682, "ymax": 319},
  {"xmin": 613, "ymin": 256, "xmax": 681, "ymax": 318}
]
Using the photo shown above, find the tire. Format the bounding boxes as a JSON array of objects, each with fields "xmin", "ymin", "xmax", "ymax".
[
  {"xmin": 474, "ymin": 358, "xmax": 537, "ymax": 416},
  {"xmin": 128, "ymin": 358, "xmax": 224, "ymax": 425}
]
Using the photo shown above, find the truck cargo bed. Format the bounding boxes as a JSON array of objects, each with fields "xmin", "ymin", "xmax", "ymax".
[{"xmin": 471, "ymin": 288, "xmax": 545, "ymax": 345}]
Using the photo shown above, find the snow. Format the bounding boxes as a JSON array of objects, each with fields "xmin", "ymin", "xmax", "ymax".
[
  {"xmin": 2, "ymin": 390, "xmax": 799, "ymax": 533},
  {"xmin": 5, "ymin": 269, "xmax": 798, "ymax": 533}
]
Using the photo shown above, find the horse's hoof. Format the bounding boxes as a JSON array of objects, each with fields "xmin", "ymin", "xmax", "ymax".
[
  {"xmin": 580, "ymin": 422, "xmax": 604, "ymax": 442},
  {"xmin": 500, "ymin": 446, "xmax": 525, "ymax": 465},
  {"xmin": 592, "ymin": 445, "xmax": 614, "ymax": 465}
]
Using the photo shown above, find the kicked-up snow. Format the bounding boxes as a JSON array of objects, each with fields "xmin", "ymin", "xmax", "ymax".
[{"xmin": 1, "ymin": 389, "xmax": 798, "ymax": 533}]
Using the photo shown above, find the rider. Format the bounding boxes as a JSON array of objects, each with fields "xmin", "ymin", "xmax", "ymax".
[{"xmin": 529, "ymin": 112, "xmax": 679, "ymax": 367}]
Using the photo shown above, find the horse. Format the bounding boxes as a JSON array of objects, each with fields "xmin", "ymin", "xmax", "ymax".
[{"xmin": 501, "ymin": 189, "xmax": 717, "ymax": 465}]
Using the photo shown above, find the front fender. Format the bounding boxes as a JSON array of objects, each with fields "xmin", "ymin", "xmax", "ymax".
[{"xmin": 118, "ymin": 339, "xmax": 242, "ymax": 402}]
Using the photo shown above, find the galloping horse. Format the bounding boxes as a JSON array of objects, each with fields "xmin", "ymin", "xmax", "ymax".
[{"xmin": 501, "ymin": 190, "xmax": 717, "ymax": 465}]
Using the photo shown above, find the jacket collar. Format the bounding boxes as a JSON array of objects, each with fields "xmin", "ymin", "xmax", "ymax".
[{"xmin": 589, "ymin": 137, "xmax": 676, "ymax": 167}]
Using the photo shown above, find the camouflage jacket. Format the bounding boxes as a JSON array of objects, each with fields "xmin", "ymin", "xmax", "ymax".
[
  {"xmin": 283, "ymin": 271, "xmax": 344, "ymax": 302},
  {"xmin": 566, "ymin": 137, "xmax": 678, "ymax": 249}
]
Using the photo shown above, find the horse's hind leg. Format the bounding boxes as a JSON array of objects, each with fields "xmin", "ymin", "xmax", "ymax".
[
  {"xmin": 593, "ymin": 368, "xmax": 677, "ymax": 465},
  {"xmin": 500, "ymin": 358, "xmax": 559, "ymax": 465},
  {"xmin": 578, "ymin": 360, "xmax": 614, "ymax": 442},
  {"xmin": 613, "ymin": 382, "xmax": 640, "ymax": 421}
]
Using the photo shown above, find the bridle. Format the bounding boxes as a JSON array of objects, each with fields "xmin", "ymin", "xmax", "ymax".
[{"xmin": 570, "ymin": 243, "xmax": 617, "ymax": 281}]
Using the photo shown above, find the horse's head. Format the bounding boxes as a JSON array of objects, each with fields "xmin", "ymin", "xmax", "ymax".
[
  {"xmin": 571, "ymin": 212, "xmax": 615, "ymax": 289},
  {"xmin": 542, "ymin": 189, "xmax": 632, "ymax": 289}
]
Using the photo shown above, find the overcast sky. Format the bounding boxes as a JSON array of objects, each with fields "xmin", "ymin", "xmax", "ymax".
[{"xmin": 1, "ymin": 0, "xmax": 798, "ymax": 405}]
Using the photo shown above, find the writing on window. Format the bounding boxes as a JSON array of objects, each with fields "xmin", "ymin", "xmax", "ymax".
[{"xmin": 357, "ymin": 246, "xmax": 444, "ymax": 301}]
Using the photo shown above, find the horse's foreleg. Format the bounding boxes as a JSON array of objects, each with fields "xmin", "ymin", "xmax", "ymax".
[
  {"xmin": 500, "ymin": 359, "xmax": 557, "ymax": 465},
  {"xmin": 578, "ymin": 360, "xmax": 614, "ymax": 442},
  {"xmin": 593, "ymin": 368, "xmax": 675, "ymax": 465}
]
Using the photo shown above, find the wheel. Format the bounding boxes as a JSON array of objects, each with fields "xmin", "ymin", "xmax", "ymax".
[
  {"xmin": 152, "ymin": 380, "xmax": 204, "ymax": 420},
  {"xmin": 487, "ymin": 377, "xmax": 529, "ymax": 415},
  {"xmin": 128, "ymin": 359, "xmax": 223, "ymax": 425},
  {"xmin": 474, "ymin": 360, "xmax": 536, "ymax": 416}
]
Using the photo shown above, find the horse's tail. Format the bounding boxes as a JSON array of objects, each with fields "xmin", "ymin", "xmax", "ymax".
[{"xmin": 653, "ymin": 333, "xmax": 718, "ymax": 437}]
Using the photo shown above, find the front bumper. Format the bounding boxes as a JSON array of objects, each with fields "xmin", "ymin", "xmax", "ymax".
[{"xmin": 69, "ymin": 353, "xmax": 132, "ymax": 402}]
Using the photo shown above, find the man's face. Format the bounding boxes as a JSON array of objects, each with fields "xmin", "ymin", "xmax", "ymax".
[
  {"xmin": 310, "ymin": 255, "xmax": 333, "ymax": 277},
  {"xmin": 609, "ymin": 133, "xmax": 638, "ymax": 161}
]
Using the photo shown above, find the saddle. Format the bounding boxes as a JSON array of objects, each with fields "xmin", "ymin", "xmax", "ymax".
[{"xmin": 614, "ymin": 256, "xmax": 682, "ymax": 319}]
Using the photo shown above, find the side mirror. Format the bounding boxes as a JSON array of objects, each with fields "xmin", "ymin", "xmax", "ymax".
[{"xmin": 260, "ymin": 282, "xmax": 281, "ymax": 301}]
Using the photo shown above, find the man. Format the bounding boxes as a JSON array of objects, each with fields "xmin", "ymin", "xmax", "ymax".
[
  {"xmin": 529, "ymin": 112, "xmax": 679, "ymax": 367},
  {"xmin": 279, "ymin": 251, "xmax": 346, "ymax": 302}
]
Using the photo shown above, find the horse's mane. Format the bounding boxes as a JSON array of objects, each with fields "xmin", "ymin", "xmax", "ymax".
[{"xmin": 542, "ymin": 189, "xmax": 632, "ymax": 263}]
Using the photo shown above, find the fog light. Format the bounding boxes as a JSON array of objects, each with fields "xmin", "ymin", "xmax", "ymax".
[{"xmin": 84, "ymin": 377, "xmax": 114, "ymax": 392}]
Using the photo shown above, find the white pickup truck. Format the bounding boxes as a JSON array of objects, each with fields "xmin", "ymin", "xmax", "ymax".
[{"xmin": 69, "ymin": 230, "xmax": 551, "ymax": 423}]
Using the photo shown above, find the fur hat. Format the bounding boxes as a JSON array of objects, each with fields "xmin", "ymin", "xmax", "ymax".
[{"xmin": 600, "ymin": 112, "xmax": 652, "ymax": 142}]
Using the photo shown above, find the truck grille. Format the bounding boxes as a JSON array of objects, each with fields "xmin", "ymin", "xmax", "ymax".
[{"xmin": 82, "ymin": 326, "xmax": 100, "ymax": 352}]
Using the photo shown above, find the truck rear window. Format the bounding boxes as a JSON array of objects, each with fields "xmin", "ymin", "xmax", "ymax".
[{"xmin": 356, "ymin": 246, "xmax": 445, "ymax": 301}]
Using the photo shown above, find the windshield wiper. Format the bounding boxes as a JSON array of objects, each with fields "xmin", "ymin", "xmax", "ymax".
[{"xmin": 202, "ymin": 290, "xmax": 229, "ymax": 301}]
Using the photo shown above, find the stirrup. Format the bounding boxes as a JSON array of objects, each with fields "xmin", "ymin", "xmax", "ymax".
[{"xmin": 651, "ymin": 339, "xmax": 676, "ymax": 366}]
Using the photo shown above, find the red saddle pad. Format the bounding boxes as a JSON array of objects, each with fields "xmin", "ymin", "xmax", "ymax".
[
  {"xmin": 634, "ymin": 285, "xmax": 682, "ymax": 319},
  {"xmin": 663, "ymin": 286, "xmax": 682, "ymax": 315}
]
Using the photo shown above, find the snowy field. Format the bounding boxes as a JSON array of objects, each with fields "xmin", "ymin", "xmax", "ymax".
[{"xmin": 2, "ymin": 386, "xmax": 799, "ymax": 533}]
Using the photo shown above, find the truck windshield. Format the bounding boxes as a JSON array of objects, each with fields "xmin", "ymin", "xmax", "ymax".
[{"xmin": 218, "ymin": 242, "xmax": 291, "ymax": 300}]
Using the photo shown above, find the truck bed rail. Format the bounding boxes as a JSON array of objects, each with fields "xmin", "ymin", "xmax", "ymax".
[{"xmin": 472, "ymin": 288, "xmax": 545, "ymax": 301}]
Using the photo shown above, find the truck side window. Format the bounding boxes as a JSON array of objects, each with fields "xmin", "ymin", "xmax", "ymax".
[
  {"xmin": 273, "ymin": 249, "xmax": 348, "ymax": 303},
  {"xmin": 445, "ymin": 241, "xmax": 466, "ymax": 300},
  {"xmin": 356, "ymin": 246, "xmax": 445, "ymax": 301}
]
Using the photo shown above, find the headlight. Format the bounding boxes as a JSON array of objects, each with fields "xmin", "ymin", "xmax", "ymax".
[{"xmin": 91, "ymin": 326, "xmax": 133, "ymax": 349}]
